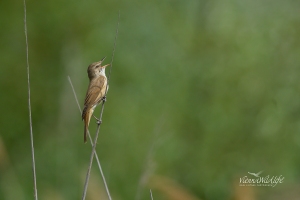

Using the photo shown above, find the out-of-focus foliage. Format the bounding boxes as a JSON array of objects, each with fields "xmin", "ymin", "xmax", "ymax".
[{"xmin": 1, "ymin": 0, "xmax": 300, "ymax": 199}]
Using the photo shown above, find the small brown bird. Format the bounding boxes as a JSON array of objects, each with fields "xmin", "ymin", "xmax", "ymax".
[{"xmin": 82, "ymin": 57, "xmax": 109, "ymax": 143}]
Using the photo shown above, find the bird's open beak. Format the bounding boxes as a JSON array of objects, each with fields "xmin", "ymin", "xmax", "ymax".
[
  {"xmin": 100, "ymin": 56, "xmax": 110, "ymax": 68},
  {"xmin": 95, "ymin": 56, "xmax": 107, "ymax": 68}
]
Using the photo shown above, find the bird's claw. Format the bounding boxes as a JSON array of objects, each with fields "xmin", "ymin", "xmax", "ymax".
[{"xmin": 102, "ymin": 96, "xmax": 107, "ymax": 102}]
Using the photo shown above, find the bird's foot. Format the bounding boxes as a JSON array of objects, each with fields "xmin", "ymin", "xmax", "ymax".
[
  {"xmin": 102, "ymin": 95, "xmax": 107, "ymax": 102},
  {"xmin": 96, "ymin": 119, "xmax": 102, "ymax": 125}
]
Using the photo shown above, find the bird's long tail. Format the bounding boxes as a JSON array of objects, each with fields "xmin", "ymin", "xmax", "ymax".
[{"xmin": 82, "ymin": 106, "xmax": 93, "ymax": 143}]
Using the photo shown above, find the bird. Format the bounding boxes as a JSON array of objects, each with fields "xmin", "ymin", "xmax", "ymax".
[
  {"xmin": 248, "ymin": 171, "xmax": 263, "ymax": 177},
  {"xmin": 82, "ymin": 57, "xmax": 109, "ymax": 143}
]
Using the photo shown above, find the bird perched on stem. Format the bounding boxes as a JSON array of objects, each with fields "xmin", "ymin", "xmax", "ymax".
[{"xmin": 82, "ymin": 57, "xmax": 109, "ymax": 143}]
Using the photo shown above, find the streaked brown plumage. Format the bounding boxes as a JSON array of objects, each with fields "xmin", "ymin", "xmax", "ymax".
[{"xmin": 82, "ymin": 57, "xmax": 109, "ymax": 143}]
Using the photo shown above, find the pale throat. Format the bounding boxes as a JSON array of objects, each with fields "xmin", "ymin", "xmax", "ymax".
[{"xmin": 100, "ymin": 68, "xmax": 106, "ymax": 76}]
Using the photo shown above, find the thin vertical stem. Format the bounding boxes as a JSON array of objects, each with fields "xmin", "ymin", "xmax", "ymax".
[{"xmin": 23, "ymin": 0, "xmax": 38, "ymax": 199}]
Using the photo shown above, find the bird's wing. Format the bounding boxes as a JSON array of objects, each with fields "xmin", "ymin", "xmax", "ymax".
[{"xmin": 84, "ymin": 75, "xmax": 107, "ymax": 107}]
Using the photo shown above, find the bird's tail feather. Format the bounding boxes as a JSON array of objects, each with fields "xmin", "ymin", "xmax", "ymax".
[{"xmin": 83, "ymin": 107, "xmax": 92, "ymax": 143}]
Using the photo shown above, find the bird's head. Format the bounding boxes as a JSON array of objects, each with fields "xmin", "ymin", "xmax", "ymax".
[{"xmin": 87, "ymin": 57, "xmax": 110, "ymax": 79}]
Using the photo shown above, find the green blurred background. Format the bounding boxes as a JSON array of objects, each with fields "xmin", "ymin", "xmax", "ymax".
[{"xmin": 1, "ymin": 0, "xmax": 300, "ymax": 199}]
